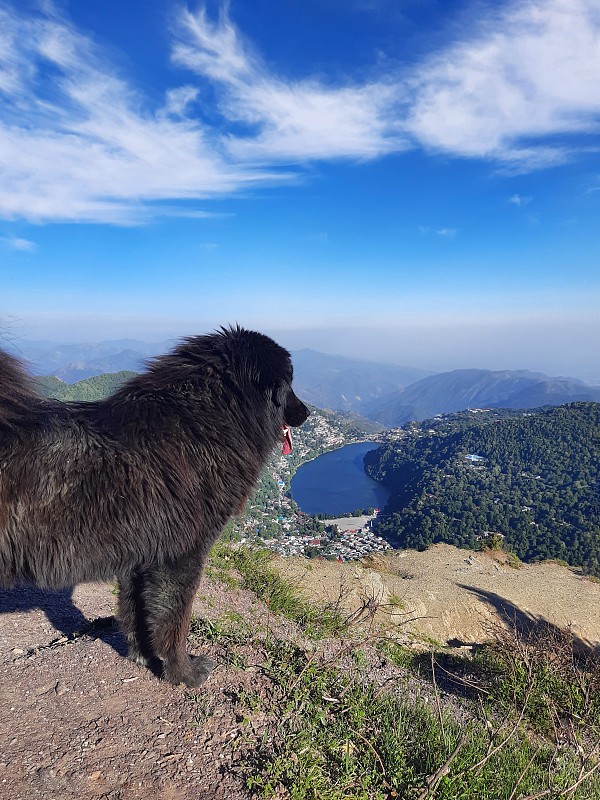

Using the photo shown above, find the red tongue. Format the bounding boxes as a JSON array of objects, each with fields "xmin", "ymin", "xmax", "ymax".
[{"xmin": 282, "ymin": 425, "xmax": 293, "ymax": 455}]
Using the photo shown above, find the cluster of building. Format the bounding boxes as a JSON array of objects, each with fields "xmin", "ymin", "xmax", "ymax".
[
  {"xmin": 257, "ymin": 513, "xmax": 392, "ymax": 561},
  {"xmin": 319, "ymin": 522, "xmax": 392, "ymax": 561},
  {"xmin": 304, "ymin": 416, "xmax": 347, "ymax": 449}
]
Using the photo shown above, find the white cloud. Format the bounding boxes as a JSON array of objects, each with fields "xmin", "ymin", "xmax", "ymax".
[
  {"xmin": 405, "ymin": 0, "xmax": 600, "ymax": 169},
  {"xmin": 0, "ymin": 0, "xmax": 599, "ymax": 223},
  {"xmin": 436, "ymin": 227, "xmax": 457, "ymax": 238},
  {"xmin": 509, "ymin": 193, "xmax": 532, "ymax": 206}
]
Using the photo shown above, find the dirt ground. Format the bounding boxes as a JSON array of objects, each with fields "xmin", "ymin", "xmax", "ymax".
[
  {"xmin": 0, "ymin": 580, "xmax": 278, "ymax": 800},
  {"xmin": 274, "ymin": 544, "xmax": 600, "ymax": 651},
  {"xmin": 2, "ymin": 544, "xmax": 600, "ymax": 799}
]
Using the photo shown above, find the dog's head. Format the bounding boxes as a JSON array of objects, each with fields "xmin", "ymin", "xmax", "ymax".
[{"xmin": 215, "ymin": 326, "xmax": 309, "ymax": 453}]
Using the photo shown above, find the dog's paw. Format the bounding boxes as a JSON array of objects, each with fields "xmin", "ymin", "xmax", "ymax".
[{"xmin": 163, "ymin": 654, "xmax": 215, "ymax": 688}]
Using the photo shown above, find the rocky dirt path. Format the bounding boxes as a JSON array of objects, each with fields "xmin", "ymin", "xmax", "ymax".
[
  {"xmin": 0, "ymin": 581, "xmax": 278, "ymax": 800},
  {"xmin": 1, "ymin": 545, "xmax": 600, "ymax": 799}
]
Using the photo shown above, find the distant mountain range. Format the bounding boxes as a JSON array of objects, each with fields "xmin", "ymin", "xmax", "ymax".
[
  {"xmin": 3, "ymin": 339, "xmax": 432, "ymax": 411},
  {"xmin": 4, "ymin": 339, "xmax": 599, "ymax": 426},
  {"xmin": 3, "ymin": 338, "xmax": 167, "ymax": 383},
  {"xmin": 290, "ymin": 349, "xmax": 432, "ymax": 413},
  {"xmin": 363, "ymin": 369, "xmax": 600, "ymax": 426}
]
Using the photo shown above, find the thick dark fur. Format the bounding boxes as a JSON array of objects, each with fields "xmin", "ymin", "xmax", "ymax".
[{"xmin": 0, "ymin": 326, "xmax": 308, "ymax": 686}]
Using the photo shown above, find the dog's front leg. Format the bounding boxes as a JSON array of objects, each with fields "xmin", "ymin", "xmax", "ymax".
[{"xmin": 141, "ymin": 556, "xmax": 214, "ymax": 687}]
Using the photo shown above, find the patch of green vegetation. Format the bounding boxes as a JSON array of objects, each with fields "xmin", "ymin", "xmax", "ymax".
[
  {"xmin": 245, "ymin": 636, "xmax": 598, "ymax": 800},
  {"xmin": 209, "ymin": 542, "xmax": 347, "ymax": 638},
  {"xmin": 188, "ymin": 693, "xmax": 215, "ymax": 728},
  {"xmin": 36, "ymin": 371, "xmax": 137, "ymax": 401},
  {"xmin": 189, "ymin": 610, "xmax": 253, "ymax": 670},
  {"xmin": 505, "ymin": 551, "xmax": 522, "ymax": 569},
  {"xmin": 204, "ymin": 558, "xmax": 240, "ymax": 589},
  {"xmin": 473, "ymin": 624, "xmax": 600, "ymax": 737},
  {"xmin": 387, "ymin": 592, "xmax": 405, "ymax": 610},
  {"xmin": 538, "ymin": 557, "xmax": 573, "ymax": 568},
  {"xmin": 378, "ymin": 640, "xmax": 420, "ymax": 671},
  {"xmin": 189, "ymin": 610, "xmax": 252, "ymax": 646},
  {"xmin": 387, "ymin": 623, "xmax": 600, "ymax": 741}
]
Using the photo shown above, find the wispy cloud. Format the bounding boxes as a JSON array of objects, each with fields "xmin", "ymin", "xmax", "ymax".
[
  {"xmin": 0, "ymin": 4, "xmax": 287, "ymax": 223},
  {"xmin": 405, "ymin": 0, "xmax": 600, "ymax": 169},
  {"xmin": 509, "ymin": 193, "xmax": 532, "ymax": 207},
  {"xmin": 0, "ymin": 0, "xmax": 599, "ymax": 224},
  {"xmin": 418, "ymin": 225, "xmax": 457, "ymax": 239},
  {"xmin": 1, "ymin": 236, "xmax": 37, "ymax": 251},
  {"xmin": 173, "ymin": 6, "xmax": 407, "ymax": 162}
]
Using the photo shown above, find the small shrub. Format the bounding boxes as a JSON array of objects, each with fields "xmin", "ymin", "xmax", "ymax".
[{"xmin": 473, "ymin": 622, "xmax": 600, "ymax": 736}]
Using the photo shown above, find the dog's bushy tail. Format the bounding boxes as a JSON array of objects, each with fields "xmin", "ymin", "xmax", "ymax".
[{"xmin": 0, "ymin": 351, "xmax": 44, "ymax": 430}]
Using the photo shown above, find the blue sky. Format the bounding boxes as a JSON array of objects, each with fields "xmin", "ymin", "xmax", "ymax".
[{"xmin": 1, "ymin": 0, "xmax": 599, "ymax": 381}]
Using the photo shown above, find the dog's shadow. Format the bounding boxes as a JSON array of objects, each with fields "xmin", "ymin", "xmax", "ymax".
[{"xmin": 0, "ymin": 584, "xmax": 127, "ymax": 657}]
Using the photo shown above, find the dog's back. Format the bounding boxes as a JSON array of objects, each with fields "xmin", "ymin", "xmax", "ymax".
[{"xmin": 0, "ymin": 352, "xmax": 148, "ymax": 586}]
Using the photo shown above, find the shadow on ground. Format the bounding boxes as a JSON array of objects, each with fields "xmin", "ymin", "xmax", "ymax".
[
  {"xmin": 0, "ymin": 584, "xmax": 127, "ymax": 656},
  {"xmin": 457, "ymin": 583, "xmax": 599, "ymax": 654},
  {"xmin": 407, "ymin": 585, "xmax": 599, "ymax": 702}
]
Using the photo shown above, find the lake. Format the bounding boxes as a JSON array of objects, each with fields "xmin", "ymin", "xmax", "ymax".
[{"xmin": 290, "ymin": 441, "xmax": 390, "ymax": 516}]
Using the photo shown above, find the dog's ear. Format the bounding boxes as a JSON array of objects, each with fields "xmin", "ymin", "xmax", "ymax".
[{"xmin": 270, "ymin": 377, "xmax": 288, "ymax": 409}]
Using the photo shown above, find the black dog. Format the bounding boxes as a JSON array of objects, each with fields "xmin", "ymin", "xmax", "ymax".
[{"xmin": 0, "ymin": 326, "xmax": 308, "ymax": 686}]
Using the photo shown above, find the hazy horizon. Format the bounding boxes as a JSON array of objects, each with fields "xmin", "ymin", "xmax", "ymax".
[{"xmin": 3, "ymin": 315, "xmax": 599, "ymax": 385}]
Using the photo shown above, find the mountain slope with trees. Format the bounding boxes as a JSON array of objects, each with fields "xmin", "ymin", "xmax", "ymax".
[
  {"xmin": 35, "ymin": 371, "xmax": 138, "ymax": 401},
  {"xmin": 365, "ymin": 403, "xmax": 600, "ymax": 574}
]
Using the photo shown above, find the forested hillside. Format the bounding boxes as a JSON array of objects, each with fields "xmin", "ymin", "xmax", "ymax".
[
  {"xmin": 365, "ymin": 403, "xmax": 600, "ymax": 574},
  {"xmin": 35, "ymin": 371, "xmax": 137, "ymax": 401}
]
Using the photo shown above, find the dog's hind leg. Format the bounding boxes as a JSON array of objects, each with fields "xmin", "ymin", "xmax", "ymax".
[{"xmin": 141, "ymin": 556, "xmax": 215, "ymax": 688}]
